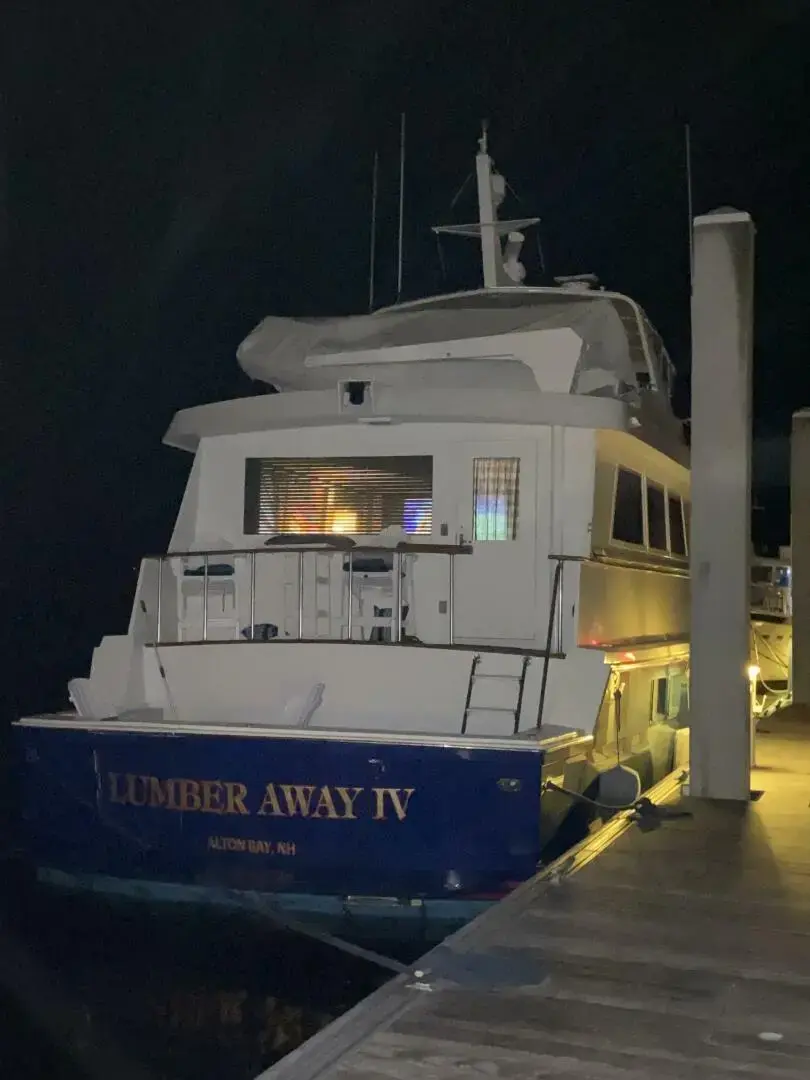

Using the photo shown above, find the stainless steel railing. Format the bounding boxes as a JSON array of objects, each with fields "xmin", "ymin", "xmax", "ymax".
[
  {"xmin": 750, "ymin": 582, "xmax": 791, "ymax": 620},
  {"xmin": 139, "ymin": 541, "xmax": 472, "ymax": 646}
]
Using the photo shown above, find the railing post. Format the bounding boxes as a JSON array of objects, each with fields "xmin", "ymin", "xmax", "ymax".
[
  {"xmin": 394, "ymin": 551, "xmax": 403, "ymax": 643},
  {"xmin": 156, "ymin": 557, "xmax": 163, "ymax": 644},
  {"xmin": 297, "ymin": 551, "xmax": 304, "ymax": 639},
  {"xmin": 448, "ymin": 552, "xmax": 455, "ymax": 645},
  {"xmin": 346, "ymin": 550, "xmax": 353, "ymax": 640},
  {"xmin": 536, "ymin": 558, "xmax": 563, "ymax": 728},
  {"xmin": 249, "ymin": 551, "xmax": 256, "ymax": 640},
  {"xmin": 556, "ymin": 561, "xmax": 564, "ymax": 654},
  {"xmin": 202, "ymin": 553, "xmax": 209, "ymax": 642}
]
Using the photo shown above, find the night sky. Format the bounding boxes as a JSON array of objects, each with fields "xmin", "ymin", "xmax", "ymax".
[{"xmin": 5, "ymin": 1, "xmax": 810, "ymax": 717}]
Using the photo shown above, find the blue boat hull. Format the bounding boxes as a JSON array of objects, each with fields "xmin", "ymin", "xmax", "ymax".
[
  {"xmin": 13, "ymin": 722, "xmax": 672, "ymax": 941},
  {"xmin": 14, "ymin": 724, "xmax": 552, "ymax": 940}
]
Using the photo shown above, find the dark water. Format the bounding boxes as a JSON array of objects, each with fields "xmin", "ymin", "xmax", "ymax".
[{"xmin": 0, "ymin": 862, "xmax": 399, "ymax": 1080}]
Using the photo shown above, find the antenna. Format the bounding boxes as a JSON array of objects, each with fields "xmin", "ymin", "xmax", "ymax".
[
  {"xmin": 368, "ymin": 150, "xmax": 379, "ymax": 313},
  {"xmin": 685, "ymin": 123, "xmax": 694, "ymax": 292},
  {"xmin": 396, "ymin": 112, "xmax": 406, "ymax": 301},
  {"xmin": 432, "ymin": 122, "xmax": 539, "ymax": 289}
]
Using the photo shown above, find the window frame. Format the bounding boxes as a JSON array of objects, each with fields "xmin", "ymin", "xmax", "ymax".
[
  {"xmin": 667, "ymin": 492, "xmax": 688, "ymax": 557},
  {"xmin": 609, "ymin": 465, "xmax": 689, "ymax": 560},
  {"xmin": 471, "ymin": 456, "xmax": 521, "ymax": 542},
  {"xmin": 645, "ymin": 480, "xmax": 669, "ymax": 553},
  {"xmin": 610, "ymin": 466, "xmax": 647, "ymax": 548},
  {"xmin": 243, "ymin": 455, "xmax": 435, "ymax": 537}
]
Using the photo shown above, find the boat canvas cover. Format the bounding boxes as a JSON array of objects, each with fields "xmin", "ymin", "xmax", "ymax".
[{"xmin": 236, "ymin": 293, "xmax": 638, "ymax": 397}]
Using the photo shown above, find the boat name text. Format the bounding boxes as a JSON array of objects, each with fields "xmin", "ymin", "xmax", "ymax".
[{"xmin": 107, "ymin": 773, "xmax": 415, "ymax": 821}]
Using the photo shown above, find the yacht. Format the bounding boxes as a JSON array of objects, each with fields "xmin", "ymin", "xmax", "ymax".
[
  {"xmin": 14, "ymin": 129, "xmax": 691, "ymax": 942},
  {"xmin": 750, "ymin": 547, "xmax": 792, "ymax": 715}
]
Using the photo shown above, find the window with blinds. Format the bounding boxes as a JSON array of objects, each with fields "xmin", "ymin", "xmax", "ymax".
[{"xmin": 243, "ymin": 456, "xmax": 433, "ymax": 536}]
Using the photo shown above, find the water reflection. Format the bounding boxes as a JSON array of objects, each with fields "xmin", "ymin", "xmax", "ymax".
[{"xmin": 0, "ymin": 872, "xmax": 395, "ymax": 1080}]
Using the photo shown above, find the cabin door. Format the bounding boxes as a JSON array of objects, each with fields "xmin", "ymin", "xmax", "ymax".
[{"xmin": 451, "ymin": 440, "xmax": 542, "ymax": 643}]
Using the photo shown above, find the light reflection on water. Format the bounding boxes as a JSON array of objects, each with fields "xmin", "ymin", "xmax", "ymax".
[{"xmin": 0, "ymin": 869, "xmax": 399, "ymax": 1080}]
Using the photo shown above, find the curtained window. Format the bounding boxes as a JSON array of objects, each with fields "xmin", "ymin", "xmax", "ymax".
[{"xmin": 472, "ymin": 458, "xmax": 520, "ymax": 541}]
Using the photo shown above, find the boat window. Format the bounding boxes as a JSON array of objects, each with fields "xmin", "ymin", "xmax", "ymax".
[
  {"xmin": 473, "ymin": 457, "xmax": 520, "ymax": 541},
  {"xmin": 668, "ymin": 494, "xmax": 687, "ymax": 556},
  {"xmin": 243, "ymin": 456, "xmax": 433, "ymax": 536},
  {"xmin": 610, "ymin": 299, "xmax": 650, "ymax": 384},
  {"xmin": 646, "ymin": 482, "xmax": 668, "ymax": 552},
  {"xmin": 652, "ymin": 676, "xmax": 668, "ymax": 721},
  {"xmin": 612, "ymin": 468, "xmax": 644, "ymax": 545}
]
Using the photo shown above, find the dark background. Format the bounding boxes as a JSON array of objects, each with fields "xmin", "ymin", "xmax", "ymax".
[{"xmin": 4, "ymin": 0, "xmax": 810, "ymax": 720}]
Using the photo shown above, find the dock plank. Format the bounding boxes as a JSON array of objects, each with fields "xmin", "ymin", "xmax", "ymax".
[{"xmin": 260, "ymin": 708, "xmax": 810, "ymax": 1079}]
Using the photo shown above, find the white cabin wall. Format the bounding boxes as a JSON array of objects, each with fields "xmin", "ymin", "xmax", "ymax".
[
  {"xmin": 168, "ymin": 449, "xmax": 204, "ymax": 549},
  {"xmin": 161, "ymin": 422, "xmax": 564, "ymax": 648},
  {"xmin": 547, "ymin": 428, "xmax": 597, "ymax": 656},
  {"xmin": 551, "ymin": 427, "xmax": 597, "ymax": 560},
  {"xmin": 580, "ymin": 429, "xmax": 690, "ymax": 648},
  {"xmin": 189, "ymin": 422, "xmax": 550, "ymax": 548}
]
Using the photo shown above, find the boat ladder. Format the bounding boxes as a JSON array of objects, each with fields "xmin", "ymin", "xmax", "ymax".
[{"xmin": 461, "ymin": 653, "xmax": 531, "ymax": 735}]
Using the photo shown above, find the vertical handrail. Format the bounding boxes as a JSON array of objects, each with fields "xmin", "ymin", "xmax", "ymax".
[
  {"xmin": 202, "ymin": 553, "xmax": 209, "ymax": 642},
  {"xmin": 156, "ymin": 557, "xmax": 163, "ymax": 645},
  {"xmin": 555, "ymin": 556, "xmax": 564, "ymax": 654},
  {"xmin": 448, "ymin": 552, "xmax": 455, "ymax": 645},
  {"xmin": 346, "ymin": 550, "xmax": 354, "ymax": 640},
  {"xmin": 536, "ymin": 558, "xmax": 563, "ymax": 728},
  {"xmin": 461, "ymin": 653, "xmax": 481, "ymax": 734},
  {"xmin": 394, "ymin": 551, "xmax": 403, "ymax": 643},
  {"xmin": 249, "ymin": 551, "xmax": 256, "ymax": 640},
  {"xmin": 512, "ymin": 654, "xmax": 531, "ymax": 735},
  {"xmin": 297, "ymin": 552, "xmax": 304, "ymax": 639}
]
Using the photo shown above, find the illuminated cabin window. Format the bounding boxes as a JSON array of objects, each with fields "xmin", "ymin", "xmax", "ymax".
[
  {"xmin": 646, "ymin": 482, "xmax": 668, "ymax": 551},
  {"xmin": 668, "ymin": 494, "xmax": 687, "ymax": 556},
  {"xmin": 612, "ymin": 468, "xmax": 644, "ymax": 545},
  {"xmin": 243, "ymin": 456, "xmax": 433, "ymax": 536},
  {"xmin": 473, "ymin": 457, "xmax": 520, "ymax": 541}
]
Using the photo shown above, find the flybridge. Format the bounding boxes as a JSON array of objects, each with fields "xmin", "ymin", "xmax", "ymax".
[{"xmin": 234, "ymin": 127, "xmax": 675, "ymax": 404}]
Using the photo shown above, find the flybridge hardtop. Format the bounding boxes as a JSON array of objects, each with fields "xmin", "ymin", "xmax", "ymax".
[{"xmin": 236, "ymin": 287, "xmax": 659, "ymax": 400}]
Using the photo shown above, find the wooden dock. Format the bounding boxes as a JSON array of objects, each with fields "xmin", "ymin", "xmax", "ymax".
[{"xmin": 260, "ymin": 706, "xmax": 810, "ymax": 1079}]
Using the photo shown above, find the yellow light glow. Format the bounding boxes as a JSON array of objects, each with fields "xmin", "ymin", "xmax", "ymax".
[
  {"xmin": 330, "ymin": 511, "xmax": 358, "ymax": 534},
  {"xmin": 747, "ymin": 664, "xmax": 760, "ymax": 681}
]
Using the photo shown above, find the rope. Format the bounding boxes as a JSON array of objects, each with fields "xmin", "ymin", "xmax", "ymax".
[{"xmin": 543, "ymin": 774, "xmax": 691, "ymax": 819}]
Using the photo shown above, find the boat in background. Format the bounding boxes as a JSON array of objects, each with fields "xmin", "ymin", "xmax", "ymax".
[
  {"xmin": 750, "ymin": 546, "xmax": 792, "ymax": 717},
  {"xmin": 13, "ymin": 126, "xmax": 691, "ymax": 944}
]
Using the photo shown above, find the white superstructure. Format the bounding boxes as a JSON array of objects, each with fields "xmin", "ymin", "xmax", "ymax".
[{"xmin": 60, "ymin": 128, "xmax": 691, "ymax": 767}]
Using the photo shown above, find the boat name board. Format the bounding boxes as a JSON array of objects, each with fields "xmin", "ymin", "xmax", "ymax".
[{"xmin": 107, "ymin": 772, "xmax": 415, "ymax": 821}]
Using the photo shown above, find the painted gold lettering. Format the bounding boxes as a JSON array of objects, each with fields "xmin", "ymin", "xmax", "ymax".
[
  {"xmin": 256, "ymin": 783, "xmax": 284, "ymax": 817},
  {"xmin": 281, "ymin": 784, "xmax": 315, "ymax": 817},
  {"xmin": 127, "ymin": 775, "xmax": 148, "ymax": 807},
  {"xmin": 201, "ymin": 780, "xmax": 225, "ymax": 815},
  {"xmin": 108, "ymin": 772, "xmax": 127, "ymax": 804},
  {"xmin": 224, "ymin": 782, "xmax": 249, "ymax": 816},
  {"xmin": 148, "ymin": 777, "xmax": 179, "ymax": 810},
  {"xmin": 178, "ymin": 779, "xmax": 202, "ymax": 812},
  {"xmin": 372, "ymin": 787, "xmax": 415, "ymax": 821},
  {"xmin": 311, "ymin": 787, "xmax": 339, "ymax": 819},
  {"xmin": 335, "ymin": 786, "xmax": 363, "ymax": 819}
]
